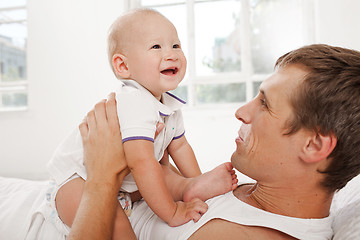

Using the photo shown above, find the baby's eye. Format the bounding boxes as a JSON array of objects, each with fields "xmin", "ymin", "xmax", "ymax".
[
  {"xmin": 173, "ymin": 44, "xmax": 180, "ymax": 49},
  {"xmin": 151, "ymin": 44, "xmax": 161, "ymax": 49}
]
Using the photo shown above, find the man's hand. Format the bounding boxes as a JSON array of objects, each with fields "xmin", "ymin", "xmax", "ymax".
[{"xmin": 79, "ymin": 92, "xmax": 129, "ymax": 188}]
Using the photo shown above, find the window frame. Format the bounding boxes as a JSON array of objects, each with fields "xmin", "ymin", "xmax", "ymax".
[
  {"xmin": 0, "ymin": 4, "xmax": 28, "ymax": 112},
  {"xmin": 126, "ymin": 0, "xmax": 315, "ymax": 107}
]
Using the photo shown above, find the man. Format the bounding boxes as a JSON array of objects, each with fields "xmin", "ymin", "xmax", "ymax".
[{"xmin": 72, "ymin": 44, "xmax": 360, "ymax": 239}]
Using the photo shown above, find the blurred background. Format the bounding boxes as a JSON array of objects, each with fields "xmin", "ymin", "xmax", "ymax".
[{"xmin": 0, "ymin": 0, "xmax": 359, "ymax": 180}]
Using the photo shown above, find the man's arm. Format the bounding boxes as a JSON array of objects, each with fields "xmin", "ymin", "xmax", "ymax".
[
  {"xmin": 67, "ymin": 93, "xmax": 136, "ymax": 240},
  {"xmin": 67, "ymin": 177, "xmax": 134, "ymax": 240}
]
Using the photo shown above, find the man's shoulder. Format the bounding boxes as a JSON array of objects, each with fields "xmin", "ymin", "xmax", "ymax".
[{"xmin": 188, "ymin": 219, "xmax": 297, "ymax": 240}]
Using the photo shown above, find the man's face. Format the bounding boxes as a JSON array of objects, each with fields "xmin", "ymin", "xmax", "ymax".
[
  {"xmin": 231, "ymin": 65, "xmax": 309, "ymax": 184},
  {"xmin": 124, "ymin": 13, "xmax": 187, "ymax": 99}
]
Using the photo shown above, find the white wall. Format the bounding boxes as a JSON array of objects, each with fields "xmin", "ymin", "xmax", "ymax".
[
  {"xmin": 0, "ymin": 0, "xmax": 127, "ymax": 179},
  {"xmin": 315, "ymin": 0, "xmax": 360, "ymax": 50},
  {"xmin": 1, "ymin": 0, "xmax": 360, "ymax": 180}
]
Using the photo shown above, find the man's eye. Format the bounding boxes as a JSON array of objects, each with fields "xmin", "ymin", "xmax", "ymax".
[
  {"xmin": 260, "ymin": 98, "xmax": 268, "ymax": 109},
  {"xmin": 173, "ymin": 44, "xmax": 180, "ymax": 49},
  {"xmin": 151, "ymin": 44, "xmax": 161, "ymax": 49}
]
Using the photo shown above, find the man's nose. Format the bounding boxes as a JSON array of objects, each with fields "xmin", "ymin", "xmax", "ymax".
[{"xmin": 235, "ymin": 100, "xmax": 254, "ymax": 124}]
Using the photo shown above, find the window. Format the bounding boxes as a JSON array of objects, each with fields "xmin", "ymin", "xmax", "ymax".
[
  {"xmin": 0, "ymin": 0, "xmax": 27, "ymax": 111},
  {"xmin": 129, "ymin": 0, "xmax": 314, "ymax": 106}
]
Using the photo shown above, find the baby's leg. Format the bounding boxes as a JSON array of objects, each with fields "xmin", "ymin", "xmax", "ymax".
[
  {"xmin": 55, "ymin": 177, "xmax": 84, "ymax": 227},
  {"xmin": 162, "ymin": 162, "xmax": 238, "ymax": 202},
  {"xmin": 56, "ymin": 174, "xmax": 132, "ymax": 240}
]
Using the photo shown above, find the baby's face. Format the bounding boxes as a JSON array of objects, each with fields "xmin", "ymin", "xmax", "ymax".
[{"xmin": 124, "ymin": 13, "xmax": 187, "ymax": 100}]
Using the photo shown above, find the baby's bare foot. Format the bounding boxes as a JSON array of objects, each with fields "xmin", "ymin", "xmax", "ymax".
[{"xmin": 183, "ymin": 162, "xmax": 238, "ymax": 202}]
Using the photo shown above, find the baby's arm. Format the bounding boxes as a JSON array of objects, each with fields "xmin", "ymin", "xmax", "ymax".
[
  {"xmin": 124, "ymin": 139, "xmax": 207, "ymax": 227},
  {"xmin": 167, "ymin": 135, "xmax": 201, "ymax": 177}
]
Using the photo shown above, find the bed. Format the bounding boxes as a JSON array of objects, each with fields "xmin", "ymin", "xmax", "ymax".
[{"xmin": 1, "ymin": 174, "xmax": 359, "ymax": 239}]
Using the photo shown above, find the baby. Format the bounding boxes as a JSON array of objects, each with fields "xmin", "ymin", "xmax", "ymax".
[{"xmin": 46, "ymin": 8, "xmax": 237, "ymax": 237}]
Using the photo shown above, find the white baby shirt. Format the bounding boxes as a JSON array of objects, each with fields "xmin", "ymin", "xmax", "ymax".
[
  {"xmin": 47, "ymin": 79, "xmax": 186, "ymax": 192},
  {"xmin": 116, "ymin": 80, "xmax": 186, "ymax": 192}
]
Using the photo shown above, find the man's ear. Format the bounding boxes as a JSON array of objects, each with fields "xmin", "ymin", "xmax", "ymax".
[
  {"xmin": 112, "ymin": 54, "xmax": 130, "ymax": 78},
  {"xmin": 300, "ymin": 132, "xmax": 337, "ymax": 163}
]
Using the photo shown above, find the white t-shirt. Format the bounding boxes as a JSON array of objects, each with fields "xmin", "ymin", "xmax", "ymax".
[
  {"xmin": 129, "ymin": 191, "xmax": 333, "ymax": 240},
  {"xmin": 47, "ymin": 79, "xmax": 186, "ymax": 192}
]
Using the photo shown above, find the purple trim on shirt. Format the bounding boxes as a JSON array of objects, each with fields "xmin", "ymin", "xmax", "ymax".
[
  {"xmin": 172, "ymin": 131, "xmax": 185, "ymax": 140},
  {"xmin": 159, "ymin": 111, "xmax": 169, "ymax": 116},
  {"xmin": 166, "ymin": 92, "xmax": 186, "ymax": 104},
  {"xmin": 122, "ymin": 136, "xmax": 154, "ymax": 143}
]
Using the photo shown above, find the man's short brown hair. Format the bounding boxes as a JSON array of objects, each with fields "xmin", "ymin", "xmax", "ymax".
[{"xmin": 275, "ymin": 44, "xmax": 360, "ymax": 192}]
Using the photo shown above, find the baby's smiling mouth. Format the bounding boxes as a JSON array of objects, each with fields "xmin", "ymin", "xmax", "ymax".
[{"xmin": 161, "ymin": 67, "xmax": 178, "ymax": 75}]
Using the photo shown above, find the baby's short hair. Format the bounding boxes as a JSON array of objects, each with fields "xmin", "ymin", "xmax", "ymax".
[{"xmin": 107, "ymin": 8, "xmax": 163, "ymax": 78}]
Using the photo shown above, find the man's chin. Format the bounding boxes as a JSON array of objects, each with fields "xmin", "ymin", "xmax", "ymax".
[{"xmin": 230, "ymin": 152, "xmax": 242, "ymax": 172}]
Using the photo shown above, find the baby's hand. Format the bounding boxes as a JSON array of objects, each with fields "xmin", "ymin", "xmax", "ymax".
[{"xmin": 168, "ymin": 198, "xmax": 208, "ymax": 227}]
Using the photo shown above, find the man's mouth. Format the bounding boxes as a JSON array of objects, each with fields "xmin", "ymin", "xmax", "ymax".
[
  {"xmin": 236, "ymin": 128, "xmax": 245, "ymax": 143},
  {"xmin": 236, "ymin": 134, "xmax": 244, "ymax": 142},
  {"xmin": 161, "ymin": 67, "xmax": 178, "ymax": 75}
]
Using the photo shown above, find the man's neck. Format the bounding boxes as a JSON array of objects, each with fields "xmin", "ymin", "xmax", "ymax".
[{"xmin": 233, "ymin": 182, "xmax": 333, "ymax": 219}]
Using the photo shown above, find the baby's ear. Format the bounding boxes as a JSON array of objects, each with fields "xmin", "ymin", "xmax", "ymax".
[
  {"xmin": 299, "ymin": 132, "xmax": 337, "ymax": 164},
  {"xmin": 112, "ymin": 54, "xmax": 130, "ymax": 78}
]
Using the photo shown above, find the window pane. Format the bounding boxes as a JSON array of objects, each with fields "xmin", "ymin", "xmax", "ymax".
[
  {"xmin": 1, "ymin": 91, "xmax": 27, "ymax": 108},
  {"xmin": 0, "ymin": 0, "xmax": 27, "ymax": 110},
  {"xmin": 0, "ymin": 0, "xmax": 26, "ymax": 8},
  {"xmin": 196, "ymin": 83, "xmax": 245, "ymax": 104},
  {"xmin": 250, "ymin": 0, "xmax": 304, "ymax": 74},
  {"xmin": 194, "ymin": 0, "xmax": 241, "ymax": 76},
  {"xmin": 253, "ymin": 81, "xmax": 262, "ymax": 96},
  {"xmin": 0, "ymin": 5, "xmax": 27, "ymax": 83}
]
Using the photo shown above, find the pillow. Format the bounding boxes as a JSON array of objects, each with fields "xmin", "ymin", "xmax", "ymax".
[
  {"xmin": 331, "ymin": 174, "xmax": 360, "ymax": 240},
  {"xmin": 332, "ymin": 200, "xmax": 360, "ymax": 240}
]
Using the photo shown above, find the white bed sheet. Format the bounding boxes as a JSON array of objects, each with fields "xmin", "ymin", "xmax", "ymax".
[
  {"xmin": 331, "ymin": 174, "xmax": 360, "ymax": 240},
  {"xmin": 0, "ymin": 174, "xmax": 359, "ymax": 239},
  {"xmin": 0, "ymin": 177, "xmax": 64, "ymax": 240}
]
